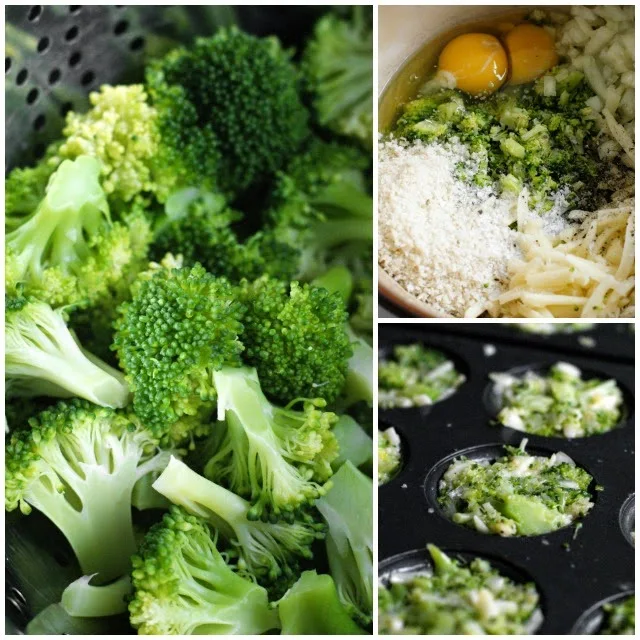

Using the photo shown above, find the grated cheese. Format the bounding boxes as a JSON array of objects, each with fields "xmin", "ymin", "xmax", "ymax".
[{"xmin": 378, "ymin": 138, "xmax": 521, "ymax": 317}]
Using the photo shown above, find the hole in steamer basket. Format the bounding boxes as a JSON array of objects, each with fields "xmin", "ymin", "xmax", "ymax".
[
  {"xmin": 378, "ymin": 340, "xmax": 468, "ymax": 413},
  {"xmin": 619, "ymin": 494, "xmax": 635, "ymax": 548},
  {"xmin": 483, "ymin": 362, "xmax": 631, "ymax": 439},
  {"xmin": 570, "ymin": 590, "xmax": 635, "ymax": 634},
  {"xmin": 379, "ymin": 546, "xmax": 544, "ymax": 634},
  {"xmin": 424, "ymin": 442, "xmax": 597, "ymax": 537}
]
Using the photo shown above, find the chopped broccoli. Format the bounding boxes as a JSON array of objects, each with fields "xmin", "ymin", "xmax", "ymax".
[
  {"xmin": 113, "ymin": 263, "xmax": 245, "ymax": 446},
  {"xmin": 240, "ymin": 276, "xmax": 353, "ymax": 405},
  {"xmin": 6, "ymin": 156, "xmax": 149, "ymax": 308},
  {"xmin": 5, "ymin": 295, "xmax": 129, "ymax": 409},
  {"xmin": 153, "ymin": 457, "xmax": 326, "ymax": 586},
  {"xmin": 303, "ymin": 7, "xmax": 373, "ymax": 146},
  {"xmin": 147, "ymin": 27, "xmax": 309, "ymax": 197},
  {"xmin": 277, "ymin": 570, "xmax": 366, "ymax": 634},
  {"xmin": 5, "ymin": 399, "xmax": 171, "ymax": 583},
  {"xmin": 316, "ymin": 461, "xmax": 373, "ymax": 625},
  {"xmin": 129, "ymin": 506, "xmax": 279, "ymax": 634},
  {"xmin": 332, "ymin": 414, "xmax": 373, "ymax": 472},
  {"xmin": 203, "ymin": 366, "xmax": 338, "ymax": 521}
]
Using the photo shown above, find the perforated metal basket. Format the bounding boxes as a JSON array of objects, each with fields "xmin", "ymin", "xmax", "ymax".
[{"xmin": 4, "ymin": 5, "xmax": 327, "ymax": 633}]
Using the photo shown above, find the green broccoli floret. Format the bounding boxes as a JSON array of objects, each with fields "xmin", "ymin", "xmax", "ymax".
[
  {"xmin": 303, "ymin": 7, "xmax": 373, "ymax": 147},
  {"xmin": 268, "ymin": 138, "xmax": 372, "ymax": 279},
  {"xmin": 316, "ymin": 461, "xmax": 373, "ymax": 625},
  {"xmin": 239, "ymin": 276, "xmax": 352, "ymax": 405},
  {"xmin": 5, "ymin": 156, "xmax": 148, "ymax": 308},
  {"xmin": 153, "ymin": 457, "xmax": 325, "ymax": 585},
  {"xmin": 203, "ymin": 367, "xmax": 338, "ymax": 522},
  {"xmin": 150, "ymin": 188, "xmax": 298, "ymax": 283},
  {"xmin": 147, "ymin": 27, "xmax": 309, "ymax": 197},
  {"xmin": 58, "ymin": 85, "xmax": 165, "ymax": 204},
  {"xmin": 5, "ymin": 399, "xmax": 171, "ymax": 583},
  {"xmin": 113, "ymin": 263, "xmax": 245, "ymax": 446},
  {"xmin": 129, "ymin": 506, "xmax": 279, "ymax": 635},
  {"xmin": 5, "ymin": 295, "xmax": 130, "ymax": 408},
  {"xmin": 276, "ymin": 570, "xmax": 366, "ymax": 634}
]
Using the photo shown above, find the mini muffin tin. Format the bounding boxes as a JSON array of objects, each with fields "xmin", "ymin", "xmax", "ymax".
[{"xmin": 378, "ymin": 324, "xmax": 635, "ymax": 635}]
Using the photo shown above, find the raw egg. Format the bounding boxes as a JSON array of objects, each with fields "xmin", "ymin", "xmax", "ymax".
[
  {"xmin": 504, "ymin": 23, "xmax": 559, "ymax": 85},
  {"xmin": 437, "ymin": 33, "xmax": 508, "ymax": 97}
]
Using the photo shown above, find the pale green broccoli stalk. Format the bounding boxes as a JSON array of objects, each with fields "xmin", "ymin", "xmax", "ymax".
[
  {"xmin": 129, "ymin": 506, "xmax": 279, "ymax": 635},
  {"xmin": 113, "ymin": 262, "xmax": 245, "ymax": 447},
  {"xmin": 316, "ymin": 461, "xmax": 373, "ymax": 625},
  {"xmin": 303, "ymin": 7, "xmax": 373, "ymax": 146},
  {"xmin": 61, "ymin": 574, "xmax": 131, "ymax": 617},
  {"xmin": 5, "ymin": 156, "xmax": 145, "ymax": 308},
  {"xmin": 204, "ymin": 367, "xmax": 338, "ymax": 522},
  {"xmin": 58, "ymin": 85, "xmax": 165, "ymax": 204},
  {"xmin": 153, "ymin": 457, "xmax": 325, "ymax": 585},
  {"xmin": 277, "ymin": 570, "xmax": 366, "ymax": 634},
  {"xmin": 5, "ymin": 399, "xmax": 172, "ymax": 583},
  {"xmin": 331, "ymin": 415, "xmax": 373, "ymax": 472},
  {"xmin": 5, "ymin": 295, "xmax": 130, "ymax": 409}
]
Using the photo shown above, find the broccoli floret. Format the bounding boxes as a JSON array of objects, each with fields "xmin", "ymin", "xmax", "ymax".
[
  {"xmin": 147, "ymin": 28, "xmax": 309, "ymax": 197},
  {"xmin": 150, "ymin": 189, "xmax": 298, "ymax": 283},
  {"xmin": 268, "ymin": 139, "xmax": 372, "ymax": 279},
  {"xmin": 6, "ymin": 156, "xmax": 148, "ymax": 308},
  {"xmin": 58, "ymin": 85, "xmax": 164, "ymax": 204},
  {"xmin": 239, "ymin": 276, "xmax": 352, "ymax": 405},
  {"xmin": 316, "ymin": 461, "xmax": 373, "ymax": 625},
  {"xmin": 5, "ymin": 295, "xmax": 130, "ymax": 408},
  {"xmin": 277, "ymin": 570, "xmax": 366, "ymax": 634},
  {"xmin": 203, "ymin": 367, "xmax": 338, "ymax": 521},
  {"xmin": 113, "ymin": 263, "xmax": 245, "ymax": 446},
  {"xmin": 303, "ymin": 7, "xmax": 373, "ymax": 147},
  {"xmin": 153, "ymin": 457, "xmax": 325, "ymax": 585},
  {"xmin": 5, "ymin": 399, "xmax": 171, "ymax": 583},
  {"xmin": 129, "ymin": 506, "xmax": 279, "ymax": 635}
]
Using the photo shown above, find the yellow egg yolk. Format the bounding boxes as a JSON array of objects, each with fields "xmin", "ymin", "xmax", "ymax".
[
  {"xmin": 504, "ymin": 23, "xmax": 559, "ymax": 85},
  {"xmin": 437, "ymin": 33, "xmax": 508, "ymax": 97}
]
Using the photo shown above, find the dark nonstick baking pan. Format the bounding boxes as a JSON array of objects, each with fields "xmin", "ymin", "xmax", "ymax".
[{"xmin": 378, "ymin": 323, "xmax": 635, "ymax": 635}]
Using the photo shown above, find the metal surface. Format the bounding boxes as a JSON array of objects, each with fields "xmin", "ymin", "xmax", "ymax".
[
  {"xmin": 4, "ymin": 5, "xmax": 327, "ymax": 633},
  {"xmin": 379, "ymin": 324, "xmax": 635, "ymax": 635}
]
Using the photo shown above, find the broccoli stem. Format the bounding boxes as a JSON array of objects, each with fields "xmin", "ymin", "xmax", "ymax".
[
  {"xmin": 313, "ymin": 182, "xmax": 372, "ymax": 219},
  {"xmin": 6, "ymin": 304, "xmax": 130, "ymax": 408},
  {"xmin": 28, "ymin": 462, "xmax": 138, "ymax": 583},
  {"xmin": 312, "ymin": 266, "xmax": 354, "ymax": 304},
  {"xmin": 152, "ymin": 456, "xmax": 242, "ymax": 540},
  {"xmin": 61, "ymin": 574, "xmax": 131, "ymax": 617},
  {"xmin": 312, "ymin": 217, "xmax": 373, "ymax": 251}
]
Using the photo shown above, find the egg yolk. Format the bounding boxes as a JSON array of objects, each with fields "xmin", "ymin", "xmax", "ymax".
[
  {"xmin": 504, "ymin": 23, "xmax": 559, "ymax": 85},
  {"xmin": 437, "ymin": 33, "xmax": 508, "ymax": 97}
]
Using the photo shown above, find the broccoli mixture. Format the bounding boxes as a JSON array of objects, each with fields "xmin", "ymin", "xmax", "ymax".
[
  {"xmin": 438, "ymin": 440, "xmax": 594, "ymax": 536},
  {"xmin": 392, "ymin": 64, "xmax": 604, "ymax": 210},
  {"xmin": 5, "ymin": 8, "xmax": 373, "ymax": 635},
  {"xmin": 492, "ymin": 362, "xmax": 623, "ymax": 438},
  {"xmin": 378, "ymin": 428, "xmax": 402, "ymax": 485},
  {"xmin": 600, "ymin": 595, "xmax": 635, "ymax": 635},
  {"xmin": 508, "ymin": 323, "xmax": 595, "ymax": 335},
  {"xmin": 379, "ymin": 545, "xmax": 541, "ymax": 635},
  {"xmin": 378, "ymin": 344, "xmax": 465, "ymax": 409}
]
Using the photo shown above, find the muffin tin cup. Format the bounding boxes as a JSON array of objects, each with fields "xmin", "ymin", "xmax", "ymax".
[{"xmin": 379, "ymin": 325, "xmax": 635, "ymax": 635}]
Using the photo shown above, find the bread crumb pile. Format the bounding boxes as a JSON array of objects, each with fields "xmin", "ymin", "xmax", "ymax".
[{"xmin": 379, "ymin": 138, "xmax": 521, "ymax": 317}]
